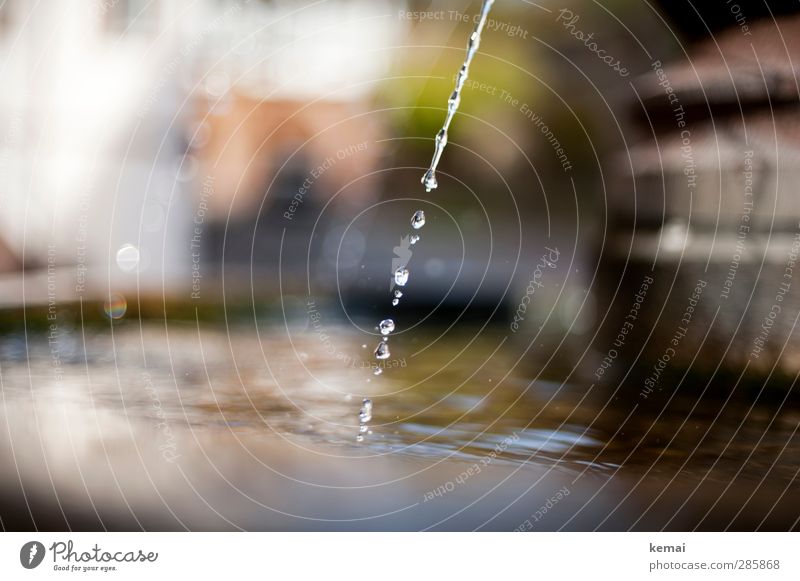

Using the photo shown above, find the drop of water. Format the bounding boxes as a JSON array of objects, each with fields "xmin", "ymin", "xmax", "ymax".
[
  {"xmin": 392, "ymin": 298, "xmax": 400, "ymax": 306},
  {"xmin": 410, "ymin": 234, "xmax": 420, "ymax": 245},
  {"xmin": 379, "ymin": 319, "xmax": 395, "ymax": 335},
  {"xmin": 422, "ymin": 169, "xmax": 438, "ymax": 192},
  {"xmin": 373, "ymin": 367, "xmax": 383, "ymax": 376},
  {"xmin": 394, "ymin": 289, "xmax": 403, "ymax": 298},
  {"xmin": 116, "ymin": 244, "xmax": 140, "ymax": 272},
  {"xmin": 374, "ymin": 341, "xmax": 390, "ymax": 360},
  {"xmin": 356, "ymin": 435, "xmax": 364, "ymax": 442},
  {"xmin": 394, "ymin": 267, "xmax": 409, "ymax": 287},
  {"xmin": 411, "ymin": 210, "xmax": 426, "ymax": 230},
  {"xmin": 359, "ymin": 398, "xmax": 373, "ymax": 423},
  {"xmin": 359, "ymin": 424, "xmax": 368, "ymax": 433}
]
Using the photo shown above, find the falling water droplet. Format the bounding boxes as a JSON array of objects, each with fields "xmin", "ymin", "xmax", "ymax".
[
  {"xmin": 374, "ymin": 341, "xmax": 390, "ymax": 360},
  {"xmin": 379, "ymin": 319, "xmax": 395, "ymax": 335},
  {"xmin": 422, "ymin": 169, "xmax": 437, "ymax": 192},
  {"xmin": 359, "ymin": 398, "xmax": 373, "ymax": 423},
  {"xmin": 392, "ymin": 298, "xmax": 400, "ymax": 306},
  {"xmin": 116, "ymin": 244, "xmax": 140, "ymax": 272},
  {"xmin": 411, "ymin": 210, "xmax": 426, "ymax": 230},
  {"xmin": 394, "ymin": 267, "xmax": 409, "ymax": 287},
  {"xmin": 394, "ymin": 289, "xmax": 403, "ymax": 298},
  {"xmin": 373, "ymin": 367, "xmax": 383, "ymax": 376},
  {"xmin": 410, "ymin": 234, "xmax": 420, "ymax": 245}
]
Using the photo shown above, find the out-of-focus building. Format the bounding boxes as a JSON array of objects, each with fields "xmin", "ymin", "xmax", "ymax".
[
  {"xmin": 600, "ymin": 2, "xmax": 800, "ymax": 384},
  {"xmin": 0, "ymin": 0, "xmax": 401, "ymax": 306}
]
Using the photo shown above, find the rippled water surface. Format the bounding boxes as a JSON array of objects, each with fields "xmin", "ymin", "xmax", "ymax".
[{"xmin": 1, "ymin": 321, "xmax": 799, "ymax": 530}]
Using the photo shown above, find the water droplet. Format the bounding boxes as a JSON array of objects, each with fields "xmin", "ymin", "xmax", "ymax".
[
  {"xmin": 116, "ymin": 244, "xmax": 140, "ymax": 272},
  {"xmin": 379, "ymin": 319, "xmax": 395, "ymax": 335},
  {"xmin": 422, "ymin": 170, "xmax": 437, "ymax": 192},
  {"xmin": 392, "ymin": 298, "xmax": 399, "ymax": 306},
  {"xmin": 394, "ymin": 289, "xmax": 403, "ymax": 298},
  {"xmin": 373, "ymin": 367, "xmax": 383, "ymax": 376},
  {"xmin": 374, "ymin": 341, "xmax": 390, "ymax": 360},
  {"xmin": 359, "ymin": 398, "xmax": 373, "ymax": 422},
  {"xmin": 411, "ymin": 210, "xmax": 426, "ymax": 230},
  {"xmin": 359, "ymin": 424, "xmax": 368, "ymax": 433},
  {"xmin": 410, "ymin": 234, "xmax": 420, "ymax": 245},
  {"xmin": 362, "ymin": 344, "xmax": 367, "ymax": 349},
  {"xmin": 394, "ymin": 267, "xmax": 409, "ymax": 287},
  {"xmin": 356, "ymin": 435, "xmax": 364, "ymax": 442}
]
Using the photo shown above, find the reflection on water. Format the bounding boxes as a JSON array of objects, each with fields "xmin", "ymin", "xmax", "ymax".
[{"xmin": 1, "ymin": 320, "xmax": 799, "ymax": 530}]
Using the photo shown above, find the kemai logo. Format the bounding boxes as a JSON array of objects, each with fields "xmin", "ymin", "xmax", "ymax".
[{"xmin": 20, "ymin": 541, "xmax": 46, "ymax": 569}]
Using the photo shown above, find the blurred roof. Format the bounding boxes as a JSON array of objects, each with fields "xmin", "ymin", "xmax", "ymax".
[
  {"xmin": 655, "ymin": 0, "xmax": 800, "ymax": 41},
  {"xmin": 635, "ymin": 14, "xmax": 800, "ymax": 126}
]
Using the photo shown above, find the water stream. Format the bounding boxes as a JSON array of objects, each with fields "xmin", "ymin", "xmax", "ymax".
[
  {"xmin": 421, "ymin": 0, "xmax": 496, "ymax": 192},
  {"xmin": 361, "ymin": 0, "xmax": 497, "ymax": 440}
]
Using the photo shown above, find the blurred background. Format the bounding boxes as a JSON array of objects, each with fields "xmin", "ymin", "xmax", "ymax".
[{"xmin": 1, "ymin": 0, "xmax": 799, "ymax": 531}]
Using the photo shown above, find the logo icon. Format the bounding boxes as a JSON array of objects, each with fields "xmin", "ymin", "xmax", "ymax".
[
  {"xmin": 390, "ymin": 235, "xmax": 413, "ymax": 292},
  {"xmin": 20, "ymin": 541, "xmax": 45, "ymax": 569}
]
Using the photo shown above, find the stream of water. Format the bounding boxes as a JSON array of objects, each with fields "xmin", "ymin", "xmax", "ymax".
[{"xmin": 362, "ymin": 0, "xmax": 497, "ymax": 440}]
